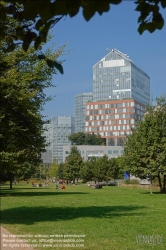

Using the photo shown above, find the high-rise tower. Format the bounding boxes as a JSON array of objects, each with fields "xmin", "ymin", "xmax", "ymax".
[
  {"xmin": 75, "ymin": 92, "xmax": 93, "ymax": 132},
  {"xmin": 93, "ymin": 48, "xmax": 150, "ymax": 105}
]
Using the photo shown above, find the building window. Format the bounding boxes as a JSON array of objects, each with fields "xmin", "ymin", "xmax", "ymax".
[{"xmin": 108, "ymin": 150, "xmax": 112, "ymax": 154}]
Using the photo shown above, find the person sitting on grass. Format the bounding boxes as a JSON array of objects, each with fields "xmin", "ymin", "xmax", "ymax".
[
  {"xmin": 61, "ymin": 185, "xmax": 66, "ymax": 189},
  {"xmin": 94, "ymin": 184, "xmax": 103, "ymax": 189},
  {"xmin": 55, "ymin": 184, "xmax": 60, "ymax": 189}
]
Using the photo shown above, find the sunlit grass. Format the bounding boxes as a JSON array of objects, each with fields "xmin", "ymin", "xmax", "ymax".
[{"xmin": 1, "ymin": 183, "xmax": 165, "ymax": 250}]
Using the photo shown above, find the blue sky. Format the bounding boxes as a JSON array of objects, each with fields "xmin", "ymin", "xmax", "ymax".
[{"xmin": 42, "ymin": 1, "xmax": 166, "ymax": 120}]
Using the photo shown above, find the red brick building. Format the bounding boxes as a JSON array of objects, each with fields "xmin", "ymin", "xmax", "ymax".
[{"xmin": 85, "ymin": 98, "xmax": 145, "ymax": 146}]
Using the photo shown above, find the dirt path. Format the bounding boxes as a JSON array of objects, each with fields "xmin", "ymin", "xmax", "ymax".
[{"xmin": 1, "ymin": 227, "xmax": 35, "ymax": 250}]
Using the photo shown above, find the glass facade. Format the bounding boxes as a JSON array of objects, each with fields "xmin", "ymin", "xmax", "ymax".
[
  {"xmin": 42, "ymin": 116, "xmax": 75, "ymax": 163},
  {"xmin": 75, "ymin": 92, "xmax": 93, "ymax": 132},
  {"xmin": 93, "ymin": 48, "xmax": 150, "ymax": 105}
]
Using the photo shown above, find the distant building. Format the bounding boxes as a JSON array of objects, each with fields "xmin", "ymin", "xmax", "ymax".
[
  {"xmin": 42, "ymin": 116, "xmax": 75, "ymax": 163},
  {"xmin": 85, "ymin": 48, "xmax": 150, "ymax": 147},
  {"xmin": 86, "ymin": 98, "xmax": 145, "ymax": 146},
  {"xmin": 41, "ymin": 149, "xmax": 52, "ymax": 167},
  {"xmin": 63, "ymin": 145, "xmax": 123, "ymax": 162},
  {"xmin": 75, "ymin": 92, "xmax": 93, "ymax": 132},
  {"xmin": 93, "ymin": 48, "xmax": 150, "ymax": 105}
]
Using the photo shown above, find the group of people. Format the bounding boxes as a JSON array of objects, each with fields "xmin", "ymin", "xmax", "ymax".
[
  {"xmin": 32, "ymin": 183, "xmax": 42, "ymax": 187},
  {"xmin": 87, "ymin": 183, "xmax": 103, "ymax": 189},
  {"xmin": 55, "ymin": 184, "xmax": 66, "ymax": 189},
  {"xmin": 94, "ymin": 184, "xmax": 103, "ymax": 189},
  {"xmin": 31, "ymin": 180, "xmax": 67, "ymax": 189}
]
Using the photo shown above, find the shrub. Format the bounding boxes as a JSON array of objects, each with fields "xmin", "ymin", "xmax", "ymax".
[{"xmin": 124, "ymin": 179, "xmax": 139, "ymax": 184}]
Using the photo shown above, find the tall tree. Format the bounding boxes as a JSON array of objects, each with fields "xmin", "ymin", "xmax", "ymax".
[
  {"xmin": 0, "ymin": 24, "xmax": 67, "ymax": 189},
  {"xmin": 63, "ymin": 146, "xmax": 83, "ymax": 183},
  {"xmin": 123, "ymin": 95, "xmax": 166, "ymax": 193},
  {"xmin": 0, "ymin": 0, "xmax": 165, "ymax": 55},
  {"xmin": 93, "ymin": 155, "xmax": 110, "ymax": 182}
]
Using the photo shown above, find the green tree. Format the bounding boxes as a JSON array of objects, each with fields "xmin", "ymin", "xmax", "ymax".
[
  {"xmin": 85, "ymin": 133, "xmax": 106, "ymax": 145},
  {"xmin": 0, "ymin": 29, "xmax": 66, "ymax": 189},
  {"xmin": 1, "ymin": 0, "xmax": 165, "ymax": 55},
  {"xmin": 107, "ymin": 157, "xmax": 124, "ymax": 181},
  {"xmin": 15, "ymin": 162, "xmax": 37, "ymax": 182},
  {"xmin": 68, "ymin": 132, "xmax": 86, "ymax": 145},
  {"xmin": 80, "ymin": 157, "xmax": 97, "ymax": 182},
  {"xmin": 80, "ymin": 155, "xmax": 124, "ymax": 183},
  {"xmin": 68, "ymin": 132, "xmax": 105, "ymax": 145},
  {"xmin": 92, "ymin": 155, "xmax": 110, "ymax": 182},
  {"xmin": 123, "ymin": 95, "xmax": 166, "ymax": 193},
  {"xmin": 63, "ymin": 146, "xmax": 83, "ymax": 183},
  {"xmin": 33, "ymin": 164, "xmax": 49, "ymax": 180},
  {"xmin": 57, "ymin": 162, "xmax": 65, "ymax": 180},
  {"xmin": 48, "ymin": 158, "xmax": 59, "ymax": 179}
]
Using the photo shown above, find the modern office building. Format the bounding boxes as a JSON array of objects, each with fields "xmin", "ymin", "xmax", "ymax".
[
  {"xmin": 41, "ymin": 149, "xmax": 52, "ymax": 167},
  {"xmin": 75, "ymin": 92, "xmax": 93, "ymax": 132},
  {"xmin": 93, "ymin": 48, "xmax": 150, "ymax": 105},
  {"xmin": 42, "ymin": 116, "xmax": 75, "ymax": 163},
  {"xmin": 86, "ymin": 98, "xmax": 145, "ymax": 146}
]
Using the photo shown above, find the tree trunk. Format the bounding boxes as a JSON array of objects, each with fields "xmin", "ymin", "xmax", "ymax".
[
  {"xmin": 10, "ymin": 180, "xmax": 12, "ymax": 190},
  {"xmin": 150, "ymin": 176, "xmax": 152, "ymax": 194},
  {"xmin": 158, "ymin": 172, "xmax": 163, "ymax": 193},
  {"xmin": 163, "ymin": 175, "xmax": 166, "ymax": 193}
]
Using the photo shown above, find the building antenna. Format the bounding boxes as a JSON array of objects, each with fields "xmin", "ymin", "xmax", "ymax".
[{"xmin": 105, "ymin": 47, "xmax": 112, "ymax": 52}]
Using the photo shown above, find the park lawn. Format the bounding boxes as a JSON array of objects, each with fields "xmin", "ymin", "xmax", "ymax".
[{"xmin": 0, "ymin": 183, "xmax": 165, "ymax": 250}]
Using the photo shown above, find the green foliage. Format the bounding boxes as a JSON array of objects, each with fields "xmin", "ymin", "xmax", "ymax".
[
  {"xmin": 80, "ymin": 157, "xmax": 97, "ymax": 182},
  {"xmin": 15, "ymin": 162, "xmax": 37, "ymax": 181},
  {"xmin": 48, "ymin": 158, "xmax": 59, "ymax": 179},
  {"xmin": 0, "ymin": 0, "xmax": 165, "ymax": 61},
  {"xmin": 0, "ymin": 16, "xmax": 67, "ymax": 188},
  {"xmin": 123, "ymin": 95, "xmax": 166, "ymax": 192},
  {"xmin": 33, "ymin": 164, "xmax": 49, "ymax": 180},
  {"xmin": 135, "ymin": 0, "xmax": 165, "ymax": 34},
  {"xmin": 57, "ymin": 162, "xmax": 65, "ymax": 180},
  {"xmin": 63, "ymin": 146, "xmax": 83, "ymax": 182},
  {"xmin": 80, "ymin": 156, "xmax": 124, "ymax": 182},
  {"xmin": 68, "ymin": 132, "xmax": 105, "ymax": 145}
]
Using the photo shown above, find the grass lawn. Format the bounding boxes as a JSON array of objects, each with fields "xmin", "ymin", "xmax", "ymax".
[{"xmin": 1, "ymin": 183, "xmax": 165, "ymax": 250}]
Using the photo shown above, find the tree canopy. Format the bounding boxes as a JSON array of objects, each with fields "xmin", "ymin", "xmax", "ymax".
[
  {"xmin": 0, "ymin": 0, "xmax": 165, "ymax": 55},
  {"xmin": 80, "ymin": 155, "xmax": 124, "ymax": 183},
  {"xmin": 68, "ymin": 132, "xmax": 106, "ymax": 145},
  {"xmin": 123, "ymin": 95, "xmax": 166, "ymax": 193},
  {"xmin": 0, "ymin": 18, "xmax": 67, "ymax": 188},
  {"xmin": 63, "ymin": 146, "xmax": 83, "ymax": 183}
]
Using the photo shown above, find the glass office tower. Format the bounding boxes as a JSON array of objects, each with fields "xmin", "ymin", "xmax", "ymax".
[
  {"xmin": 75, "ymin": 92, "xmax": 93, "ymax": 132},
  {"xmin": 93, "ymin": 48, "xmax": 150, "ymax": 105},
  {"xmin": 42, "ymin": 116, "xmax": 75, "ymax": 163}
]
